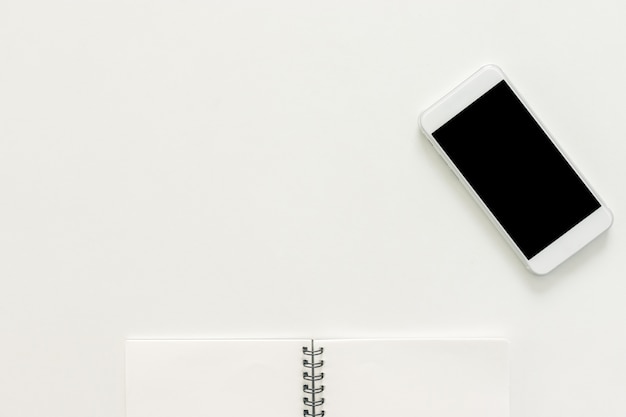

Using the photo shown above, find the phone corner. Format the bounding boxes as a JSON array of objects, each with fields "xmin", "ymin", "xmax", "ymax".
[
  {"xmin": 524, "ymin": 255, "xmax": 557, "ymax": 276},
  {"xmin": 479, "ymin": 63, "xmax": 504, "ymax": 74},
  {"xmin": 417, "ymin": 111, "xmax": 424, "ymax": 130},
  {"xmin": 417, "ymin": 108, "xmax": 432, "ymax": 137},
  {"xmin": 527, "ymin": 265, "xmax": 553, "ymax": 276}
]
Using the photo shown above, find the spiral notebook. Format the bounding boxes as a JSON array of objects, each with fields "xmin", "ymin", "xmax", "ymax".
[{"xmin": 126, "ymin": 338, "xmax": 509, "ymax": 417}]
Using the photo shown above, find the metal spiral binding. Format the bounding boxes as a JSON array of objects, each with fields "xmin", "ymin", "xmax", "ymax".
[{"xmin": 302, "ymin": 343, "xmax": 325, "ymax": 417}]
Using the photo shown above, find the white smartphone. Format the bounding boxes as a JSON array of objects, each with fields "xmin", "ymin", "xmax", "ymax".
[{"xmin": 419, "ymin": 65, "xmax": 612, "ymax": 275}]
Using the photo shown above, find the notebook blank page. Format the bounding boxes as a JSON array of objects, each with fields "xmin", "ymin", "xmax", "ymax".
[
  {"xmin": 126, "ymin": 340, "xmax": 307, "ymax": 417},
  {"xmin": 320, "ymin": 339, "xmax": 509, "ymax": 417}
]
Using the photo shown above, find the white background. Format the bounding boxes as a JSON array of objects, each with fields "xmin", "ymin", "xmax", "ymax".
[{"xmin": 1, "ymin": 1, "xmax": 625, "ymax": 416}]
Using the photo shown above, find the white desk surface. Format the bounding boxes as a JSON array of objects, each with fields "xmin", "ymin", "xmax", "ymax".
[{"xmin": 2, "ymin": 1, "xmax": 625, "ymax": 416}]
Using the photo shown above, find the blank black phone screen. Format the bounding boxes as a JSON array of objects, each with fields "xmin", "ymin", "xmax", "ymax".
[{"xmin": 432, "ymin": 80, "xmax": 600, "ymax": 259}]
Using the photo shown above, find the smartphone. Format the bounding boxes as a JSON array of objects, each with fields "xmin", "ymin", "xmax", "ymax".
[{"xmin": 419, "ymin": 65, "xmax": 612, "ymax": 275}]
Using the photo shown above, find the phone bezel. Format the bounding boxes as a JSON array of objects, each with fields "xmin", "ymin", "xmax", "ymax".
[{"xmin": 419, "ymin": 65, "xmax": 613, "ymax": 275}]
